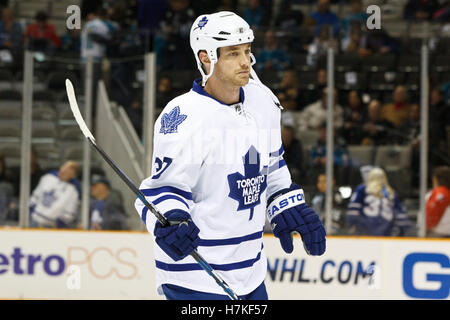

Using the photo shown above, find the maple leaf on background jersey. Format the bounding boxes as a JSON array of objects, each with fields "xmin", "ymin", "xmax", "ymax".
[
  {"xmin": 227, "ymin": 146, "xmax": 267, "ymax": 220},
  {"xmin": 160, "ymin": 106, "xmax": 187, "ymax": 134}
]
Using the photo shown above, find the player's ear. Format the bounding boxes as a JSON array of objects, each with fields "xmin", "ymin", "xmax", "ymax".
[{"xmin": 199, "ymin": 50, "xmax": 210, "ymax": 64}]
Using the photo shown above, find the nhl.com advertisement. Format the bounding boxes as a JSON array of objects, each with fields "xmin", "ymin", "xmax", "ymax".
[{"xmin": 0, "ymin": 229, "xmax": 448, "ymax": 300}]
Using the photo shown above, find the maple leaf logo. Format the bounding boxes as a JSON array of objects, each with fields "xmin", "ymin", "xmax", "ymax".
[
  {"xmin": 227, "ymin": 146, "xmax": 267, "ymax": 220},
  {"xmin": 160, "ymin": 106, "xmax": 187, "ymax": 134}
]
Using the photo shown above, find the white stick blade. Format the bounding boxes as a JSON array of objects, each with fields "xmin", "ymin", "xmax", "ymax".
[{"xmin": 65, "ymin": 79, "xmax": 95, "ymax": 142}]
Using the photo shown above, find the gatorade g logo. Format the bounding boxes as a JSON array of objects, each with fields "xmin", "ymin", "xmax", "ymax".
[{"xmin": 403, "ymin": 252, "xmax": 450, "ymax": 299}]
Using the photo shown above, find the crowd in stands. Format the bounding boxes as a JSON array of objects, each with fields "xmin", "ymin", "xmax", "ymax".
[{"xmin": 0, "ymin": 0, "xmax": 449, "ymax": 236}]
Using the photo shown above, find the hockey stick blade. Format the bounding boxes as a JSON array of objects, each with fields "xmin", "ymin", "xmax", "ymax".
[{"xmin": 64, "ymin": 79, "xmax": 239, "ymax": 300}]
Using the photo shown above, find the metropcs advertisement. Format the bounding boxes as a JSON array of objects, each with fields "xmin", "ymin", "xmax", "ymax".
[{"xmin": 0, "ymin": 228, "xmax": 449, "ymax": 300}]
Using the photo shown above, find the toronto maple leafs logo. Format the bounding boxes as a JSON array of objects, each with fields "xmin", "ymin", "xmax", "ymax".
[
  {"xmin": 227, "ymin": 146, "xmax": 267, "ymax": 220},
  {"xmin": 160, "ymin": 106, "xmax": 187, "ymax": 134},
  {"xmin": 42, "ymin": 190, "xmax": 57, "ymax": 208},
  {"xmin": 197, "ymin": 16, "xmax": 208, "ymax": 30}
]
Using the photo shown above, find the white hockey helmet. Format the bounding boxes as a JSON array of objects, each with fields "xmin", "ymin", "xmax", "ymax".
[{"xmin": 190, "ymin": 11, "xmax": 256, "ymax": 86}]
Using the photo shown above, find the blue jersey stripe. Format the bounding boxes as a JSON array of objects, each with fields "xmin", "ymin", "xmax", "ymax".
[
  {"xmin": 155, "ymin": 249, "xmax": 262, "ymax": 272},
  {"xmin": 268, "ymin": 159, "xmax": 286, "ymax": 174},
  {"xmin": 269, "ymin": 145, "xmax": 284, "ymax": 157},
  {"xmin": 153, "ymin": 194, "xmax": 190, "ymax": 210},
  {"xmin": 198, "ymin": 230, "xmax": 263, "ymax": 246},
  {"xmin": 140, "ymin": 186, "xmax": 193, "ymax": 201}
]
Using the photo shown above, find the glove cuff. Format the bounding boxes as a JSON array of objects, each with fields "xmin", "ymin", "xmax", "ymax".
[{"xmin": 267, "ymin": 188, "xmax": 306, "ymax": 222}]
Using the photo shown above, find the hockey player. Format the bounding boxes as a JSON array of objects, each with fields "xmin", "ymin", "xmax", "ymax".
[
  {"xmin": 346, "ymin": 167, "xmax": 411, "ymax": 236},
  {"xmin": 30, "ymin": 160, "xmax": 81, "ymax": 228},
  {"xmin": 135, "ymin": 11, "xmax": 326, "ymax": 300}
]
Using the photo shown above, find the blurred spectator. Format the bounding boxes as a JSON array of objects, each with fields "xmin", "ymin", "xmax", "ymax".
[
  {"xmin": 361, "ymin": 26, "xmax": 399, "ymax": 55},
  {"xmin": 298, "ymin": 87, "xmax": 344, "ymax": 131},
  {"xmin": 217, "ymin": 0, "xmax": 238, "ymax": 11},
  {"xmin": 380, "ymin": 85, "xmax": 412, "ymax": 128},
  {"xmin": 243, "ymin": 0, "xmax": 270, "ymax": 30},
  {"xmin": 306, "ymin": 68, "xmax": 328, "ymax": 105},
  {"xmin": 281, "ymin": 112, "xmax": 304, "ymax": 183},
  {"xmin": 429, "ymin": 87, "xmax": 450, "ymax": 168},
  {"xmin": 426, "ymin": 166, "xmax": 450, "ymax": 237},
  {"xmin": 306, "ymin": 24, "xmax": 338, "ymax": 67},
  {"xmin": 25, "ymin": 11, "xmax": 61, "ymax": 53},
  {"xmin": 397, "ymin": 103, "xmax": 420, "ymax": 145},
  {"xmin": 274, "ymin": 1, "xmax": 304, "ymax": 30},
  {"xmin": 434, "ymin": 2, "xmax": 450, "ymax": 22},
  {"xmin": 30, "ymin": 161, "xmax": 81, "ymax": 229},
  {"xmin": 360, "ymin": 99, "xmax": 395, "ymax": 145},
  {"xmin": 60, "ymin": 28, "xmax": 81, "ymax": 53},
  {"xmin": 81, "ymin": 8, "xmax": 113, "ymax": 112},
  {"xmin": 81, "ymin": 9, "xmax": 113, "ymax": 62},
  {"xmin": 155, "ymin": 0, "xmax": 196, "ymax": 69},
  {"xmin": 346, "ymin": 167, "xmax": 412, "ymax": 236},
  {"xmin": 157, "ymin": 76, "xmax": 176, "ymax": 109},
  {"xmin": 90, "ymin": 174, "xmax": 128, "ymax": 230},
  {"xmin": 255, "ymin": 29, "xmax": 291, "ymax": 73},
  {"xmin": 307, "ymin": 0, "xmax": 340, "ymax": 37},
  {"xmin": 138, "ymin": 0, "xmax": 168, "ymax": 51},
  {"xmin": 310, "ymin": 123, "xmax": 352, "ymax": 184},
  {"xmin": 310, "ymin": 172, "xmax": 346, "ymax": 233},
  {"xmin": 342, "ymin": 90, "xmax": 365, "ymax": 145},
  {"xmin": 81, "ymin": 0, "xmax": 103, "ymax": 19},
  {"xmin": 0, "ymin": 153, "xmax": 16, "ymax": 223},
  {"xmin": 341, "ymin": 20, "xmax": 366, "ymax": 55},
  {"xmin": 191, "ymin": 0, "xmax": 222, "ymax": 15},
  {"xmin": 404, "ymin": 0, "xmax": 440, "ymax": 21},
  {"xmin": 340, "ymin": 0, "xmax": 368, "ymax": 35},
  {"xmin": 276, "ymin": 69, "xmax": 306, "ymax": 111},
  {"xmin": 0, "ymin": 8, "xmax": 22, "ymax": 53}
]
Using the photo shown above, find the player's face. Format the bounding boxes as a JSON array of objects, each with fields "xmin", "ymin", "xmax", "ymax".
[
  {"xmin": 58, "ymin": 163, "xmax": 76, "ymax": 182},
  {"xmin": 215, "ymin": 43, "xmax": 251, "ymax": 87}
]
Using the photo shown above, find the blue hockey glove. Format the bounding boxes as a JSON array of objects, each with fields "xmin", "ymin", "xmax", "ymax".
[
  {"xmin": 267, "ymin": 184, "xmax": 326, "ymax": 256},
  {"xmin": 154, "ymin": 209, "xmax": 200, "ymax": 261}
]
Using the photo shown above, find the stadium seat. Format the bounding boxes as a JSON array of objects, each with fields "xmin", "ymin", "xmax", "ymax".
[
  {"xmin": 0, "ymin": 69, "xmax": 14, "ymax": 90},
  {"xmin": 374, "ymin": 145, "xmax": 412, "ymax": 170},
  {"xmin": 432, "ymin": 55, "xmax": 450, "ymax": 72},
  {"xmin": 336, "ymin": 71, "xmax": 367, "ymax": 91},
  {"xmin": 32, "ymin": 121, "xmax": 57, "ymax": 141},
  {"xmin": 335, "ymin": 54, "xmax": 361, "ymax": 72},
  {"xmin": 347, "ymin": 145, "xmax": 377, "ymax": 166},
  {"xmin": 0, "ymin": 105, "xmax": 21, "ymax": 119},
  {"xmin": 0, "ymin": 89, "xmax": 21, "ymax": 100},
  {"xmin": 361, "ymin": 54, "xmax": 397, "ymax": 72},
  {"xmin": 367, "ymin": 71, "xmax": 405, "ymax": 91},
  {"xmin": 296, "ymin": 129, "xmax": 319, "ymax": 149},
  {"xmin": 32, "ymin": 106, "xmax": 57, "ymax": 121},
  {"xmin": 46, "ymin": 70, "xmax": 78, "ymax": 92},
  {"xmin": 60, "ymin": 126, "xmax": 83, "ymax": 141},
  {"xmin": 397, "ymin": 55, "xmax": 420, "ymax": 73},
  {"xmin": 0, "ymin": 120, "xmax": 21, "ymax": 139}
]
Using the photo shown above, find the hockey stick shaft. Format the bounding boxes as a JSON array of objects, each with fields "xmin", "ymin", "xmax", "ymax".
[{"xmin": 65, "ymin": 79, "xmax": 239, "ymax": 300}]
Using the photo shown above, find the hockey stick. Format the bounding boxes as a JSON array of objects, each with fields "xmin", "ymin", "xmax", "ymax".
[{"xmin": 65, "ymin": 79, "xmax": 239, "ymax": 300}]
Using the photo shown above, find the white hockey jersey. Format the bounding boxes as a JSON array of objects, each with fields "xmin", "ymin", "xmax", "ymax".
[
  {"xmin": 30, "ymin": 171, "xmax": 81, "ymax": 227},
  {"xmin": 135, "ymin": 78, "xmax": 292, "ymax": 296}
]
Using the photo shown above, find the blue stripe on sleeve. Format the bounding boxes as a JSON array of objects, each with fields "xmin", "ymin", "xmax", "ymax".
[
  {"xmin": 140, "ymin": 186, "xmax": 193, "ymax": 201},
  {"xmin": 198, "ymin": 230, "xmax": 263, "ymax": 246},
  {"xmin": 268, "ymin": 159, "xmax": 286, "ymax": 174},
  {"xmin": 155, "ymin": 250, "xmax": 262, "ymax": 272},
  {"xmin": 153, "ymin": 194, "xmax": 190, "ymax": 210},
  {"xmin": 269, "ymin": 145, "xmax": 284, "ymax": 157}
]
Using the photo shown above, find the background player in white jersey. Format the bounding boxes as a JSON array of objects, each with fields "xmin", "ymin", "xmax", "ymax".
[
  {"xmin": 135, "ymin": 11, "xmax": 326, "ymax": 300},
  {"xmin": 30, "ymin": 160, "xmax": 81, "ymax": 228}
]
